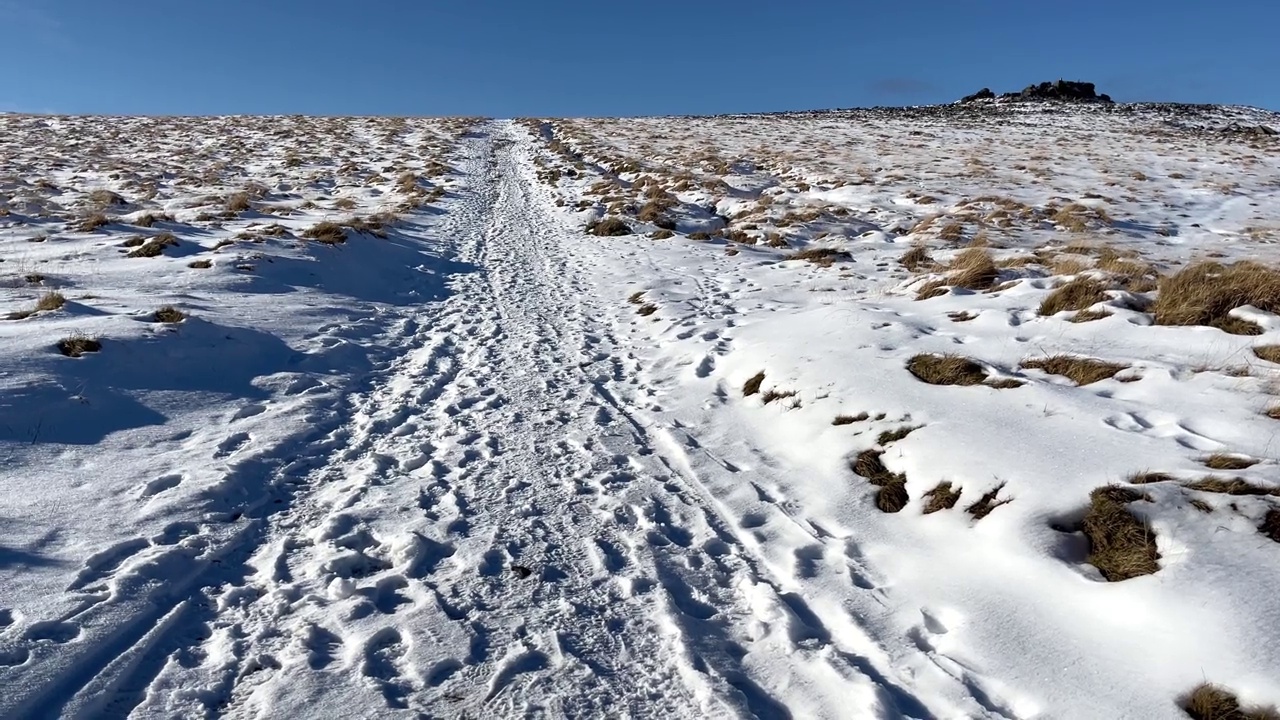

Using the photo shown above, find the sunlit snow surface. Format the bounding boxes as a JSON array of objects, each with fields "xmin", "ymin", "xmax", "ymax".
[{"xmin": 1, "ymin": 104, "xmax": 1277, "ymax": 718}]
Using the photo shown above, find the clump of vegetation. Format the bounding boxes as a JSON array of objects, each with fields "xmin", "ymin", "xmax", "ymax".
[
  {"xmin": 153, "ymin": 305, "xmax": 187, "ymax": 323},
  {"xmin": 1070, "ymin": 308, "xmax": 1113, "ymax": 323},
  {"xmin": 127, "ymin": 233, "xmax": 179, "ymax": 258},
  {"xmin": 877, "ymin": 426, "xmax": 921, "ymax": 446},
  {"xmin": 789, "ymin": 247, "xmax": 851, "ymax": 267},
  {"xmin": 1261, "ymin": 510, "xmax": 1280, "ymax": 544},
  {"xmin": 1183, "ymin": 476, "xmax": 1279, "ymax": 497},
  {"xmin": 742, "ymin": 371, "xmax": 766, "ymax": 397},
  {"xmin": 226, "ymin": 192, "xmax": 252, "ymax": 213},
  {"xmin": 77, "ymin": 212, "xmax": 111, "ymax": 232},
  {"xmin": 966, "ymin": 483, "xmax": 1012, "ymax": 519},
  {"xmin": 1021, "ymin": 355, "xmax": 1128, "ymax": 385},
  {"xmin": 303, "ymin": 222, "xmax": 347, "ymax": 244},
  {"xmin": 833, "ymin": 412, "xmax": 870, "ymax": 425},
  {"xmin": 907, "ymin": 353, "xmax": 987, "ymax": 386},
  {"xmin": 900, "ymin": 246, "xmax": 936, "ymax": 272},
  {"xmin": 650, "ymin": 229, "xmax": 675, "ymax": 240},
  {"xmin": 948, "ymin": 248, "xmax": 999, "ymax": 290},
  {"xmin": 57, "ymin": 333, "xmax": 102, "ymax": 358},
  {"xmin": 36, "ymin": 292, "xmax": 66, "ymax": 312},
  {"xmin": 188, "ymin": 259, "xmax": 212, "ymax": 269},
  {"xmin": 1081, "ymin": 485, "xmax": 1158, "ymax": 581},
  {"xmin": 1039, "ymin": 277, "xmax": 1110, "ymax": 316},
  {"xmin": 587, "ymin": 217, "xmax": 632, "ymax": 237},
  {"xmin": 1200, "ymin": 454, "xmax": 1259, "ymax": 471},
  {"xmin": 636, "ymin": 303, "xmax": 657, "ymax": 316},
  {"xmin": 1128, "ymin": 471, "xmax": 1176, "ymax": 485},
  {"xmin": 1252, "ymin": 345, "xmax": 1280, "ymax": 364},
  {"xmin": 1153, "ymin": 261, "xmax": 1280, "ymax": 335},
  {"xmin": 851, "ymin": 449, "xmax": 909, "ymax": 513},
  {"xmin": 1181, "ymin": 682, "xmax": 1280, "ymax": 720},
  {"xmin": 923, "ymin": 482, "xmax": 962, "ymax": 514},
  {"xmin": 761, "ymin": 389, "xmax": 797, "ymax": 405}
]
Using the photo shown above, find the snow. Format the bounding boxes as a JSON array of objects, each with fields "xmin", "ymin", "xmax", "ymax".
[{"xmin": 2, "ymin": 104, "xmax": 1280, "ymax": 718}]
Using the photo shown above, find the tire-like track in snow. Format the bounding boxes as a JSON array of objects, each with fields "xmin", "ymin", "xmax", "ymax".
[{"xmin": 13, "ymin": 121, "xmax": 997, "ymax": 719}]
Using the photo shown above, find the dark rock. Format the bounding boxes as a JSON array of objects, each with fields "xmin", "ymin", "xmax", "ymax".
[
  {"xmin": 1223, "ymin": 122, "xmax": 1278, "ymax": 137},
  {"xmin": 959, "ymin": 87, "xmax": 996, "ymax": 103},
  {"xmin": 965, "ymin": 80, "xmax": 1113, "ymax": 104},
  {"xmin": 509, "ymin": 564, "xmax": 532, "ymax": 579}
]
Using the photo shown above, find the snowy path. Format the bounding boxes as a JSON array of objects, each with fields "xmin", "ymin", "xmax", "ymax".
[{"xmin": 5, "ymin": 121, "xmax": 1065, "ymax": 719}]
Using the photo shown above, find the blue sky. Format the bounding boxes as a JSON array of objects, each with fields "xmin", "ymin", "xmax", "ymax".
[{"xmin": 3, "ymin": 0, "xmax": 1278, "ymax": 116}]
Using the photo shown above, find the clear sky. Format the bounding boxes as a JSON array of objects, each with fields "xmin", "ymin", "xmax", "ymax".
[{"xmin": 3, "ymin": 0, "xmax": 1277, "ymax": 117}]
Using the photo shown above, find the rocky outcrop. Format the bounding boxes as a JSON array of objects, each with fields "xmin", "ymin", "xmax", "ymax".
[{"xmin": 959, "ymin": 80, "xmax": 1113, "ymax": 104}]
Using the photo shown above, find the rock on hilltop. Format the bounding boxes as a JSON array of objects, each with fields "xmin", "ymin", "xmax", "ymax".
[{"xmin": 960, "ymin": 80, "xmax": 1113, "ymax": 104}]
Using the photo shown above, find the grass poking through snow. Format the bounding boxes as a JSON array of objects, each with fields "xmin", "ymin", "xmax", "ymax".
[{"xmin": 1082, "ymin": 486, "xmax": 1158, "ymax": 581}]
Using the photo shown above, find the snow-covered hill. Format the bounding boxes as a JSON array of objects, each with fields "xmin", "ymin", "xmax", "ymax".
[{"xmin": 1, "ymin": 103, "xmax": 1278, "ymax": 718}]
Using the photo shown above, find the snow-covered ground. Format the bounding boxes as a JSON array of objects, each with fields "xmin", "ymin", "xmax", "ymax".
[{"xmin": 1, "ymin": 104, "xmax": 1278, "ymax": 718}]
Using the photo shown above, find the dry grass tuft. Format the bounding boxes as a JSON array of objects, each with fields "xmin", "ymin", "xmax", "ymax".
[
  {"xmin": 153, "ymin": 305, "xmax": 187, "ymax": 323},
  {"xmin": 833, "ymin": 412, "xmax": 870, "ymax": 425},
  {"xmin": 966, "ymin": 483, "xmax": 1011, "ymax": 519},
  {"xmin": 1200, "ymin": 454, "xmax": 1259, "ymax": 471},
  {"xmin": 915, "ymin": 278, "xmax": 949, "ymax": 301},
  {"xmin": 226, "ymin": 192, "xmax": 252, "ymax": 213},
  {"xmin": 1252, "ymin": 345, "xmax": 1280, "ymax": 364},
  {"xmin": 77, "ymin": 212, "xmax": 111, "ymax": 232},
  {"xmin": 1129, "ymin": 471, "xmax": 1176, "ymax": 485},
  {"xmin": 790, "ymin": 247, "xmax": 851, "ymax": 267},
  {"xmin": 587, "ymin": 217, "xmax": 632, "ymax": 237},
  {"xmin": 1183, "ymin": 476, "xmax": 1279, "ymax": 497},
  {"xmin": 900, "ymin": 246, "xmax": 936, "ymax": 272},
  {"xmin": 742, "ymin": 371, "xmax": 766, "ymax": 397},
  {"xmin": 1182, "ymin": 682, "xmax": 1280, "ymax": 720},
  {"xmin": 877, "ymin": 425, "xmax": 921, "ymax": 446},
  {"xmin": 761, "ymin": 389, "xmax": 797, "ymax": 405},
  {"xmin": 1082, "ymin": 486, "xmax": 1158, "ymax": 581},
  {"xmin": 1070, "ymin": 308, "xmax": 1113, "ymax": 323},
  {"xmin": 303, "ymin": 222, "xmax": 347, "ymax": 244},
  {"xmin": 1021, "ymin": 355, "xmax": 1127, "ymax": 385},
  {"xmin": 1039, "ymin": 277, "xmax": 1110, "ymax": 316},
  {"xmin": 127, "ymin": 233, "xmax": 179, "ymax": 258},
  {"xmin": 1261, "ymin": 510, "xmax": 1280, "ymax": 544},
  {"xmin": 1153, "ymin": 261, "xmax": 1280, "ymax": 335},
  {"xmin": 57, "ymin": 333, "xmax": 102, "ymax": 358},
  {"xmin": 36, "ymin": 292, "xmax": 66, "ymax": 312},
  {"xmin": 852, "ymin": 449, "xmax": 909, "ymax": 513},
  {"xmin": 907, "ymin": 353, "xmax": 987, "ymax": 386},
  {"xmin": 636, "ymin": 303, "xmax": 657, "ymax": 316},
  {"xmin": 188, "ymin": 259, "xmax": 212, "ymax": 269},
  {"xmin": 948, "ymin": 248, "xmax": 998, "ymax": 290},
  {"xmin": 923, "ymin": 482, "xmax": 962, "ymax": 514}
]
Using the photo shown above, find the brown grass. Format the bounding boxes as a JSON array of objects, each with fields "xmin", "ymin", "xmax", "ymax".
[
  {"xmin": 188, "ymin": 259, "xmax": 212, "ymax": 269},
  {"xmin": 743, "ymin": 371, "xmax": 766, "ymax": 397},
  {"xmin": 1070, "ymin": 308, "xmax": 1113, "ymax": 323},
  {"xmin": 153, "ymin": 305, "xmax": 187, "ymax": 323},
  {"xmin": 1252, "ymin": 345, "xmax": 1280, "ymax": 364},
  {"xmin": 1021, "ymin": 355, "xmax": 1128, "ymax": 385},
  {"xmin": 900, "ymin": 246, "xmax": 936, "ymax": 272},
  {"xmin": 877, "ymin": 426, "xmax": 921, "ymax": 446},
  {"xmin": 915, "ymin": 278, "xmax": 949, "ymax": 300},
  {"xmin": 226, "ymin": 192, "xmax": 252, "ymax": 213},
  {"xmin": 127, "ymin": 233, "xmax": 179, "ymax": 258},
  {"xmin": 923, "ymin": 482, "xmax": 962, "ymax": 514},
  {"xmin": 1200, "ymin": 454, "xmax": 1259, "ymax": 471},
  {"xmin": 303, "ymin": 222, "xmax": 347, "ymax": 244},
  {"xmin": 1183, "ymin": 476, "xmax": 1279, "ymax": 497},
  {"xmin": 1182, "ymin": 682, "xmax": 1280, "ymax": 720},
  {"xmin": 1261, "ymin": 510, "xmax": 1280, "ymax": 544},
  {"xmin": 1129, "ymin": 471, "xmax": 1176, "ymax": 485},
  {"xmin": 636, "ymin": 303, "xmax": 657, "ymax": 316},
  {"xmin": 907, "ymin": 353, "xmax": 987, "ymax": 386},
  {"xmin": 35, "ymin": 292, "xmax": 66, "ymax": 312},
  {"xmin": 1081, "ymin": 486, "xmax": 1158, "ymax": 581},
  {"xmin": 1153, "ymin": 261, "xmax": 1280, "ymax": 335},
  {"xmin": 966, "ymin": 483, "xmax": 1011, "ymax": 519},
  {"xmin": 77, "ymin": 212, "xmax": 111, "ymax": 232},
  {"xmin": 1039, "ymin": 277, "xmax": 1110, "ymax": 316},
  {"xmin": 851, "ymin": 449, "xmax": 908, "ymax": 513},
  {"xmin": 587, "ymin": 217, "xmax": 632, "ymax": 236},
  {"xmin": 833, "ymin": 412, "xmax": 870, "ymax": 425},
  {"xmin": 761, "ymin": 389, "xmax": 797, "ymax": 405},
  {"xmin": 790, "ymin": 247, "xmax": 851, "ymax": 267},
  {"xmin": 57, "ymin": 333, "xmax": 102, "ymax": 358},
  {"xmin": 948, "ymin": 248, "xmax": 998, "ymax": 290}
]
